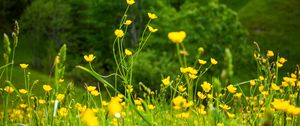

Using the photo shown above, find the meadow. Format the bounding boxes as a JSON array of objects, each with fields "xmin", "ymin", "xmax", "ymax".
[{"xmin": 1, "ymin": 0, "xmax": 300, "ymax": 126}]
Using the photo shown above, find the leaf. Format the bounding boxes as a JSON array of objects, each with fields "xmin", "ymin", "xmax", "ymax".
[{"xmin": 76, "ymin": 65, "xmax": 120, "ymax": 93}]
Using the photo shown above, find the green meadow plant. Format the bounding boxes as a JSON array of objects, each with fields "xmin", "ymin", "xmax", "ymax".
[{"xmin": 1, "ymin": 0, "xmax": 300, "ymax": 126}]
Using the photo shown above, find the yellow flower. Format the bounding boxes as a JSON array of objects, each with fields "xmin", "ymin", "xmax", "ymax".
[
  {"xmin": 180, "ymin": 67, "xmax": 198, "ymax": 75},
  {"xmin": 210, "ymin": 58, "xmax": 218, "ymax": 65},
  {"xmin": 172, "ymin": 96, "xmax": 186, "ymax": 110},
  {"xmin": 207, "ymin": 94, "xmax": 213, "ymax": 99},
  {"xmin": 137, "ymin": 105, "xmax": 144, "ymax": 112},
  {"xmin": 271, "ymin": 83, "xmax": 280, "ymax": 91},
  {"xmin": 39, "ymin": 99, "xmax": 46, "ymax": 104},
  {"xmin": 198, "ymin": 47, "xmax": 204, "ymax": 53},
  {"xmin": 124, "ymin": 20, "xmax": 132, "ymax": 25},
  {"xmin": 87, "ymin": 86, "xmax": 96, "ymax": 92},
  {"xmin": 162, "ymin": 76, "xmax": 171, "ymax": 86},
  {"xmin": 226, "ymin": 112, "xmax": 235, "ymax": 118},
  {"xmin": 148, "ymin": 25, "xmax": 158, "ymax": 33},
  {"xmin": 134, "ymin": 99, "xmax": 142, "ymax": 105},
  {"xmin": 250, "ymin": 80, "xmax": 256, "ymax": 86},
  {"xmin": 58, "ymin": 79, "xmax": 64, "ymax": 83},
  {"xmin": 84, "ymin": 54, "xmax": 96, "ymax": 62},
  {"xmin": 19, "ymin": 104, "xmax": 27, "ymax": 108},
  {"xmin": 58, "ymin": 107, "xmax": 68, "ymax": 117},
  {"xmin": 201, "ymin": 81, "xmax": 212, "ymax": 93},
  {"xmin": 114, "ymin": 29, "xmax": 124, "ymax": 38},
  {"xmin": 125, "ymin": 49, "xmax": 133, "ymax": 56},
  {"xmin": 188, "ymin": 74, "xmax": 197, "ymax": 79},
  {"xmin": 198, "ymin": 59, "xmax": 207, "ymax": 65},
  {"xmin": 19, "ymin": 89, "xmax": 28, "ymax": 94},
  {"xmin": 81, "ymin": 109, "xmax": 99, "ymax": 126},
  {"xmin": 147, "ymin": 13, "xmax": 157, "ymax": 20},
  {"xmin": 197, "ymin": 92, "xmax": 206, "ymax": 99},
  {"xmin": 56, "ymin": 94, "xmax": 65, "ymax": 101},
  {"xmin": 168, "ymin": 31, "xmax": 186, "ymax": 43},
  {"xmin": 217, "ymin": 123, "xmax": 224, "ymax": 126},
  {"xmin": 102, "ymin": 101, "xmax": 108, "ymax": 106},
  {"xmin": 227, "ymin": 84, "xmax": 237, "ymax": 94},
  {"xmin": 259, "ymin": 76, "xmax": 265, "ymax": 81},
  {"xmin": 279, "ymin": 57, "xmax": 287, "ymax": 64},
  {"xmin": 178, "ymin": 85, "xmax": 186, "ymax": 92},
  {"xmin": 91, "ymin": 90, "xmax": 100, "ymax": 96},
  {"xmin": 4, "ymin": 86, "xmax": 14, "ymax": 94},
  {"xmin": 234, "ymin": 93, "xmax": 242, "ymax": 99},
  {"xmin": 20, "ymin": 64, "xmax": 29, "ymax": 69},
  {"xmin": 126, "ymin": 0, "xmax": 135, "ymax": 5},
  {"xmin": 277, "ymin": 62, "xmax": 283, "ymax": 68},
  {"xmin": 108, "ymin": 97, "xmax": 123, "ymax": 117},
  {"xmin": 219, "ymin": 104, "xmax": 231, "ymax": 110},
  {"xmin": 148, "ymin": 104, "xmax": 155, "ymax": 110},
  {"xmin": 267, "ymin": 50, "xmax": 274, "ymax": 57},
  {"xmin": 43, "ymin": 85, "xmax": 52, "ymax": 92}
]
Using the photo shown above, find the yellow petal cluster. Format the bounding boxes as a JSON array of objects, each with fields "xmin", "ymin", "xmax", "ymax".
[
  {"xmin": 148, "ymin": 25, "xmax": 158, "ymax": 33},
  {"xmin": 124, "ymin": 20, "xmax": 132, "ymax": 25},
  {"xmin": 108, "ymin": 96, "xmax": 123, "ymax": 117},
  {"xmin": 267, "ymin": 50, "xmax": 274, "ymax": 57},
  {"xmin": 147, "ymin": 13, "xmax": 157, "ymax": 20},
  {"xmin": 162, "ymin": 76, "xmax": 171, "ymax": 86},
  {"xmin": 81, "ymin": 109, "xmax": 99, "ymax": 126},
  {"xmin": 126, "ymin": 0, "xmax": 135, "ymax": 5},
  {"xmin": 227, "ymin": 84, "xmax": 237, "ymax": 94},
  {"xmin": 172, "ymin": 96, "xmax": 193, "ymax": 110},
  {"xmin": 125, "ymin": 49, "xmax": 133, "ymax": 56},
  {"xmin": 43, "ymin": 85, "xmax": 52, "ymax": 92},
  {"xmin": 201, "ymin": 81, "xmax": 212, "ymax": 93},
  {"xmin": 20, "ymin": 64, "xmax": 29, "ymax": 69},
  {"xmin": 114, "ymin": 29, "xmax": 124, "ymax": 38},
  {"xmin": 168, "ymin": 31, "xmax": 186, "ymax": 43},
  {"xmin": 84, "ymin": 54, "xmax": 96, "ymax": 62}
]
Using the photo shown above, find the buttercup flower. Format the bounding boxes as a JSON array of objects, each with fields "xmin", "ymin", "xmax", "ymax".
[
  {"xmin": 91, "ymin": 90, "xmax": 100, "ymax": 96},
  {"xmin": 125, "ymin": 49, "xmax": 133, "ymax": 56},
  {"xmin": 20, "ymin": 64, "xmax": 29, "ymax": 69},
  {"xmin": 126, "ymin": 0, "xmax": 135, "ymax": 5},
  {"xmin": 198, "ymin": 47, "xmax": 204, "ymax": 53},
  {"xmin": 43, "ymin": 85, "xmax": 52, "ymax": 92},
  {"xmin": 201, "ymin": 81, "xmax": 212, "ymax": 93},
  {"xmin": 124, "ymin": 20, "xmax": 132, "ymax": 25},
  {"xmin": 162, "ymin": 76, "xmax": 171, "ymax": 86},
  {"xmin": 58, "ymin": 107, "xmax": 68, "ymax": 117},
  {"xmin": 148, "ymin": 25, "xmax": 158, "ymax": 33},
  {"xmin": 267, "ymin": 50, "xmax": 274, "ymax": 57},
  {"xmin": 168, "ymin": 31, "xmax": 186, "ymax": 43},
  {"xmin": 178, "ymin": 85, "xmax": 186, "ymax": 92},
  {"xmin": 147, "ymin": 13, "xmax": 157, "ymax": 20},
  {"xmin": 4, "ymin": 86, "xmax": 14, "ymax": 94},
  {"xmin": 198, "ymin": 59, "xmax": 207, "ymax": 65},
  {"xmin": 210, "ymin": 58, "xmax": 218, "ymax": 65},
  {"xmin": 81, "ymin": 109, "xmax": 99, "ymax": 126},
  {"xmin": 19, "ymin": 89, "xmax": 28, "ymax": 94},
  {"xmin": 84, "ymin": 54, "xmax": 96, "ymax": 62},
  {"xmin": 227, "ymin": 84, "xmax": 237, "ymax": 94},
  {"xmin": 56, "ymin": 94, "xmax": 65, "ymax": 101},
  {"xmin": 148, "ymin": 104, "xmax": 155, "ymax": 110},
  {"xmin": 87, "ymin": 86, "xmax": 96, "ymax": 92},
  {"xmin": 114, "ymin": 29, "xmax": 124, "ymax": 38}
]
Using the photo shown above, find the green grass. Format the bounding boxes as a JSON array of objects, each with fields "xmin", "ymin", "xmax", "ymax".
[{"xmin": 224, "ymin": 0, "xmax": 300, "ymax": 72}]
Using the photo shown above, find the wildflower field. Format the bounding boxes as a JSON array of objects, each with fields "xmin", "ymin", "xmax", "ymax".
[{"xmin": 1, "ymin": 0, "xmax": 300, "ymax": 126}]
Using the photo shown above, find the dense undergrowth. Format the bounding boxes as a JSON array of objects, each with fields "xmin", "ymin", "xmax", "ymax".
[{"xmin": 1, "ymin": 1, "xmax": 300, "ymax": 126}]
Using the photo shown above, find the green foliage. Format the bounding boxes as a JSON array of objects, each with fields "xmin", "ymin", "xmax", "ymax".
[
  {"xmin": 133, "ymin": 1, "xmax": 252, "ymax": 86},
  {"xmin": 238, "ymin": 0, "xmax": 300, "ymax": 73}
]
